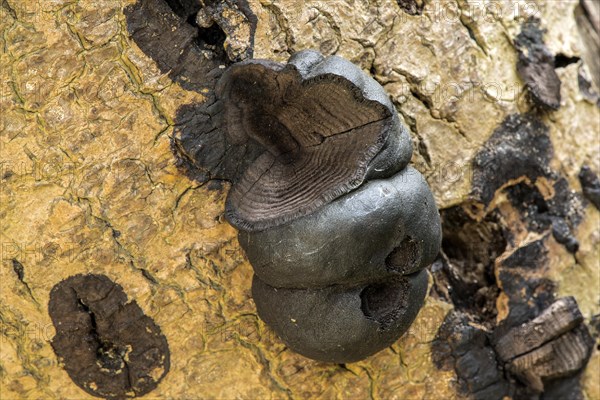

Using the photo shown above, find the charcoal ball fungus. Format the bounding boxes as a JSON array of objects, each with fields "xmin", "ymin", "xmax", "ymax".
[
  {"xmin": 238, "ymin": 167, "xmax": 441, "ymax": 289},
  {"xmin": 211, "ymin": 50, "xmax": 441, "ymax": 363},
  {"xmin": 252, "ymin": 270, "xmax": 429, "ymax": 363}
]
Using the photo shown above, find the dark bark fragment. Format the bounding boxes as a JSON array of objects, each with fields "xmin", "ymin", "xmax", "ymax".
[
  {"xmin": 493, "ymin": 297, "xmax": 584, "ymax": 362},
  {"xmin": 472, "ymin": 114, "xmax": 553, "ymax": 207},
  {"xmin": 433, "ymin": 111, "xmax": 592, "ymax": 397},
  {"xmin": 197, "ymin": 0, "xmax": 257, "ymax": 62},
  {"xmin": 125, "ymin": 0, "xmax": 224, "ymax": 92},
  {"xmin": 514, "ymin": 18, "xmax": 561, "ymax": 110},
  {"xmin": 434, "ymin": 207, "xmax": 506, "ymax": 325},
  {"xmin": 49, "ymin": 274, "xmax": 170, "ymax": 399},
  {"xmin": 432, "ymin": 311, "xmax": 511, "ymax": 400},
  {"xmin": 434, "ymin": 299, "xmax": 593, "ymax": 398},
  {"xmin": 124, "ymin": 0, "xmax": 258, "ymax": 185},
  {"xmin": 578, "ymin": 164, "xmax": 600, "ymax": 209},
  {"xmin": 396, "ymin": 0, "xmax": 424, "ymax": 16},
  {"xmin": 496, "ymin": 238, "xmax": 557, "ymax": 327},
  {"xmin": 507, "ymin": 324, "xmax": 593, "ymax": 393},
  {"xmin": 506, "ymin": 180, "xmax": 583, "ymax": 254},
  {"xmin": 472, "ymin": 114, "xmax": 583, "ymax": 254},
  {"xmin": 164, "ymin": 0, "xmax": 201, "ymax": 18}
]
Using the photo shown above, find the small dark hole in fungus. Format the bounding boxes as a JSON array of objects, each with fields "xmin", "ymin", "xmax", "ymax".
[
  {"xmin": 360, "ymin": 278, "xmax": 408, "ymax": 329},
  {"xmin": 385, "ymin": 237, "xmax": 420, "ymax": 273}
]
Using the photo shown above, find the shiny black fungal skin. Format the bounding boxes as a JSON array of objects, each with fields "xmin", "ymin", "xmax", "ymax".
[
  {"xmin": 216, "ymin": 50, "xmax": 442, "ymax": 363},
  {"xmin": 239, "ymin": 167, "xmax": 441, "ymax": 289},
  {"xmin": 253, "ymin": 270, "xmax": 429, "ymax": 363},
  {"xmin": 49, "ymin": 274, "xmax": 170, "ymax": 399}
]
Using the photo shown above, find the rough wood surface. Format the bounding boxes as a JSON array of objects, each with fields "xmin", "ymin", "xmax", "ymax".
[
  {"xmin": 1, "ymin": 0, "xmax": 599, "ymax": 399},
  {"xmin": 494, "ymin": 297, "xmax": 584, "ymax": 362}
]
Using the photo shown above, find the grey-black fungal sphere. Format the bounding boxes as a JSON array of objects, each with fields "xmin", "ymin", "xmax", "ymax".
[
  {"xmin": 239, "ymin": 167, "xmax": 441, "ymax": 289},
  {"xmin": 214, "ymin": 49, "xmax": 441, "ymax": 363},
  {"xmin": 252, "ymin": 270, "xmax": 429, "ymax": 363}
]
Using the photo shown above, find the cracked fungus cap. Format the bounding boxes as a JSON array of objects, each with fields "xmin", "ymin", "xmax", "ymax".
[{"xmin": 216, "ymin": 49, "xmax": 412, "ymax": 231}]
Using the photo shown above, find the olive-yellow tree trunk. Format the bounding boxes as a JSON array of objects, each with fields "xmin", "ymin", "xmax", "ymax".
[{"xmin": 1, "ymin": 0, "xmax": 598, "ymax": 399}]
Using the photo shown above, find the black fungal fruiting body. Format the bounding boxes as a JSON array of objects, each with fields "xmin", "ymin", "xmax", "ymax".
[
  {"xmin": 49, "ymin": 274, "xmax": 170, "ymax": 399},
  {"xmin": 215, "ymin": 50, "xmax": 441, "ymax": 363}
]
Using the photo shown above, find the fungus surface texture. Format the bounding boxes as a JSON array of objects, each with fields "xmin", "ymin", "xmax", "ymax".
[{"xmin": 214, "ymin": 50, "xmax": 441, "ymax": 363}]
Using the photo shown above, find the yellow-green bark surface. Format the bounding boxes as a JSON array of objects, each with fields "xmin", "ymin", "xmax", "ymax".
[{"xmin": 1, "ymin": 0, "xmax": 598, "ymax": 399}]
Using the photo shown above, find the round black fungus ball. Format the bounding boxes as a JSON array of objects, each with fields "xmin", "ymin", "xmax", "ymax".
[
  {"xmin": 252, "ymin": 270, "xmax": 429, "ymax": 363},
  {"xmin": 239, "ymin": 167, "xmax": 441, "ymax": 289}
]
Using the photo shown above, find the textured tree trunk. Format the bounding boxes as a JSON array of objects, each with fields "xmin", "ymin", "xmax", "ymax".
[{"xmin": 1, "ymin": 0, "xmax": 598, "ymax": 399}]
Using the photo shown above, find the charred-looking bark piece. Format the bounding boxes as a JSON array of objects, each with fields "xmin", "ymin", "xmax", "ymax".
[
  {"xmin": 579, "ymin": 164, "xmax": 600, "ymax": 209},
  {"xmin": 472, "ymin": 113, "xmax": 583, "ymax": 254},
  {"xmin": 493, "ymin": 297, "xmax": 593, "ymax": 393},
  {"xmin": 514, "ymin": 18, "xmax": 562, "ymax": 110},
  {"xmin": 494, "ymin": 297, "xmax": 584, "ymax": 361},
  {"xmin": 196, "ymin": 0, "xmax": 256, "ymax": 62},
  {"xmin": 216, "ymin": 49, "xmax": 412, "ymax": 231},
  {"xmin": 125, "ymin": 0, "xmax": 260, "ymax": 185},
  {"xmin": 472, "ymin": 113, "xmax": 553, "ymax": 208},
  {"xmin": 124, "ymin": 0, "xmax": 256, "ymax": 91},
  {"xmin": 433, "ymin": 111, "xmax": 592, "ymax": 397},
  {"xmin": 48, "ymin": 274, "xmax": 170, "ymax": 399}
]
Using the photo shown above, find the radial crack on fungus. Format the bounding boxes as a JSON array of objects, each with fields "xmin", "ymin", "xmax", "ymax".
[{"xmin": 211, "ymin": 50, "xmax": 441, "ymax": 363}]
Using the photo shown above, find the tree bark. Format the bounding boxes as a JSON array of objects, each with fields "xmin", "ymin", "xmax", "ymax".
[{"xmin": 1, "ymin": 0, "xmax": 598, "ymax": 399}]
